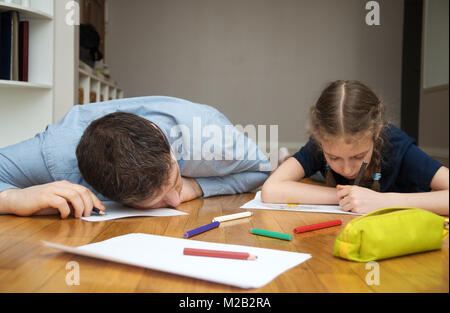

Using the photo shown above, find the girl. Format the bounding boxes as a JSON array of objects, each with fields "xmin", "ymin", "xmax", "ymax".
[{"xmin": 262, "ymin": 80, "xmax": 449, "ymax": 215}]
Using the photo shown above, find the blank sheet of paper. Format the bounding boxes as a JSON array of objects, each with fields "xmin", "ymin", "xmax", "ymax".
[
  {"xmin": 81, "ymin": 201, "xmax": 188, "ymax": 222},
  {"xmin": 241, "ymin": 191, "xmax": 362, "ymax": 215},
  {"xmin": 42, "ymin": 233, "xmax": 311, "ymax": 289}
]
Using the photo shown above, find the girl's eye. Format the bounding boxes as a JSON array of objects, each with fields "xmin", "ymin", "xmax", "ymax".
[
  {"xmin": 329, "ymin": 157, "xmax": 338, "ymax": 161},
  {"xmin": 353, "ymin": 156, "xmax": 365, "ymax": 160}
]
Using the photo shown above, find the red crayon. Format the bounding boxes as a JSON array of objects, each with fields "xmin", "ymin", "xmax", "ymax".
[
  {"xmin": 294, "ymin": 220, "xmax": 342, "ymax": 234},
  {"xmin": 183, "ymin": 248, "xmax": 257, "ymax": 260}
]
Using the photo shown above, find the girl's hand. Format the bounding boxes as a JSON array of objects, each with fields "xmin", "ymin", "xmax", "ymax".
[{"xmin": 336, "ymin": 185, "xmax": 385, "ymax": 214}]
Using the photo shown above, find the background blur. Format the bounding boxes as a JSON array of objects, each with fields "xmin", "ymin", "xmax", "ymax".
[{"xmin": 0, "ymin": 0, "xmax": 448, "ymax": 165}]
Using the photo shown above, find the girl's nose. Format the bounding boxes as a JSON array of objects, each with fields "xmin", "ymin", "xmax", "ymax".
[{"xmin": 343, "ymin": 164, "xmax": 355, "ymax": 177}]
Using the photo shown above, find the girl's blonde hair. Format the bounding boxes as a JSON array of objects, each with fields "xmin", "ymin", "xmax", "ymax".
[{"xmin": 309, "ymin": 80, "xmax": 386, "ymax": 191}]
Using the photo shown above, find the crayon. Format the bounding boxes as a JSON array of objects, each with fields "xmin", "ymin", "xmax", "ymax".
[
  {"xmin": 184, "ymin": 221, "xmax": 220, "ymax": 238},
  {"xmin": 249, "ymin": 228, "xmax": 293, "ymax": 241},
  {"xmin": 212, "ymin": 211, "xmax": 252, "ymax": 223},
  {"xmin": 293, "ymin": 220, "xmax": 342, "ymax": 234}
]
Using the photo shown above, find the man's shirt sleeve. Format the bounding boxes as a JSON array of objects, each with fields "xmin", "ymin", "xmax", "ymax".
[
  {"xmin": 178, "ymin": 109, "xmax": 272, "ymax": 197},
  {"xmin": 196, "ymin": 171, "xmax": 269, "ymax": 197},
  {"xmin": 0, "ymin": 134, "xmax": 53, "ymax": 193}
]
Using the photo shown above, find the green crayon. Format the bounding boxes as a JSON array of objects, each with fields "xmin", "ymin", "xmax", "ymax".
[{"xmin": 249, "ymin": 228, "xmax": 293, "ymax": 241}]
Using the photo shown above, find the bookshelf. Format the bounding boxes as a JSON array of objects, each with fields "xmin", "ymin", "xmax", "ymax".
[
  {"xmin": 77, "ymin": 60, "xmax": 123, "ymax": 104},
  {"xmin": 0, "ymin": 1, "xmax": 52, "ymax": 20},
  {"xmin": 0, "ymin": 79, "xmax": 51, "ymax": 88},
  {"xmin": 0, "ymin": 0, "xmax": 54, "ymax": 148}
]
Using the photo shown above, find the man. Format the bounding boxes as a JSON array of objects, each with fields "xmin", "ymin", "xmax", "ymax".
[{"xmin": 0, "ymin": 96, "xmax": 271, "ymax": 218}]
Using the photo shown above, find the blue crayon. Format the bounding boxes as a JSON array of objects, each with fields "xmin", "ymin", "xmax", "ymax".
[{"xmin": 184, "ymin": 221, "xmax": 220, "ymax": 238}]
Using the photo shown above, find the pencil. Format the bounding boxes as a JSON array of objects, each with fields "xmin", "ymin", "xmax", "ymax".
[
  {"xmin": 183, "ymin": 248, "xmax": 257, "ymax": 260},
  {"xmin": 92, "ymin": 207, "xmax": 105, "ymax": 215},
  {"xmin": 353, "ymin": 160, "xmax": 368, "ymax": 186}
]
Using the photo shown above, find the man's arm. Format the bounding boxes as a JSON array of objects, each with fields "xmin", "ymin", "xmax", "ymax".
[
  {"xmin": 174, "ymin": 106, "xmax": 272, "ymax": 200},
  {"xmin": 0, "ymin": 135, "xmax": 104, "ymax": 218},
  {"xmin": 0, "ymin": 181, "xmax": 105, "ymax": 218},
  {"xmin": 0, "ymin": 135, "xmax": 54, "ymax": 193},
  {"xmin": 180, "ymin": 177, "xmax": 203, "ymax": 202},
  {"xmin": 194, "ymin": 171, "xmax": 270, "ymax": 198}
]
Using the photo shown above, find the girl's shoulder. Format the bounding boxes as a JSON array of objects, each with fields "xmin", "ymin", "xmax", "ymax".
[
  {"xmin": 382, "ymin": 123, "xmax": 416, "ymax": 150},
  {"xmin": 380, "ymin": 123, "xmax": 418, "ymax": 174}
]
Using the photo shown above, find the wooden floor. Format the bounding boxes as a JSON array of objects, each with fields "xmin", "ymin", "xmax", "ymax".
[{"xmin": 0, "ymin": 189, "xmax": 448, "ymax": 293}]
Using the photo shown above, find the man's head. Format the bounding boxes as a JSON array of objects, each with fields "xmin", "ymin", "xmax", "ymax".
[{"xmin": 76, "ymin": 112, "xmax": 181, "ymax": 208}]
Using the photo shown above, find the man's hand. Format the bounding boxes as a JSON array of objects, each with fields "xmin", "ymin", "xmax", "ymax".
[
  {"xmin": 336, "ymin": 185, "xmax": 384, "ymax": 214},
  {"xmin": 180, "ymin": 177, "xmax": 203, "ymax": 203},
  {"xmin": 0, "ymin": 181, "xmax": 105, "ymax": 218}
]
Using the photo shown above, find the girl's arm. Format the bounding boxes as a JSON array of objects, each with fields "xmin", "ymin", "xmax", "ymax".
[
  {"xmin": 261, "ymin": 157, "xmax": 339, "ymax": 204},
  {"xmin": 337, "ymin": 166, "xmax": 449, "ymax": 215},
  {"xmin": 386, "ymin": 166, "xmax": 448, "ymax": 215}
]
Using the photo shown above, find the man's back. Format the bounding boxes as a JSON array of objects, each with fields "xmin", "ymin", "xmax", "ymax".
[{"xmin": 0, "ymin": 96, "xmax": 271, "ymax": 201}]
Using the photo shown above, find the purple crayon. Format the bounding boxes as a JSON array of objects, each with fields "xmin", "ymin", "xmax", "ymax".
[{"xmin": 184, "ymin": 221, "xmax": 220, "ymax": 238}]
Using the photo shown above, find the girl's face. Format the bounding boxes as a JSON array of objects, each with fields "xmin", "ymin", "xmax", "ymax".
[{"xmin": 320, "ymin": 134, "xmax": 374, "ymax": 180}]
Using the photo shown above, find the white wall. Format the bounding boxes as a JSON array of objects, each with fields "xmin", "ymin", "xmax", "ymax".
[
  {"xmin": 419, "ymin": 0, "xmax": 449, "ymax": 158},
  {"xmin": 53, "ymin": 0, "xmax": 77, "ymax": 123},
  {"xmin": 106, "ymin": 0, "xmax": 404, "ymax": 148},
  {"xmin": 423, "ymin": 0, "xmax": 449, "ymax": 89}
]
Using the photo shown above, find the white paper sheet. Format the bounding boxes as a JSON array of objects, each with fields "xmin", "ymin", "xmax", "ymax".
[
  {"xmin": 81, "ymin": 201, "xmax": 188, "ymax": 222},
  {"xmin": 42, "ymin": 233, "xmax": 311, "ymax": 289},
  {"xmin": 240, "ymin": 191, "xmax": 362, "ymax": 215}
]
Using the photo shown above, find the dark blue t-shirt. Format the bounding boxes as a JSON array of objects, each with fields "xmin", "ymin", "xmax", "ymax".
[{"xmin": 293, "ymin": 124, "xmax": 443, "ymax": 192}]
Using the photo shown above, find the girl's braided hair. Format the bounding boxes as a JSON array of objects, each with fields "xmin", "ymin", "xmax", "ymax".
[{"xmin": 309, "ymin": 80, "xmax": 387, "ymax": 191}]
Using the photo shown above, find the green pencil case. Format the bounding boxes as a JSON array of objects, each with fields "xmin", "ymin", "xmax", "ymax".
[{"xmin": 334, "ymin": 207, "xmax": 448, "ymax": 262}]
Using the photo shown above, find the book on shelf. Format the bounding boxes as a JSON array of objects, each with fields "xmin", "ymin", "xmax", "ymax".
[
  {"xmin": 11, "ymin": 10, "xmax": 18, "ymax": 81},
  {"xmin": 90, "ymin": 91, "xmax": 96, "ymax": 103},
  {"xmin": 78, "ymin": 88, "xmax": 84, "ymax": 104},
  {"xmin": 0, "ymin": 10, "xmax": 28, "ymax": 82},
  {"xmin": 19, "ymin": 20, "xmax": 28, "ymax": 81},
  {"xmin": 0, "ymin": 11, "xmax": 13, "ymax": 80}
]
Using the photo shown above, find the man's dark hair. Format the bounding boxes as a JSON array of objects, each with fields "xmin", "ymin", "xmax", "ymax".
[{"xmin": 76, "ymin": 112, "xmax": 172, "ymax": 205}]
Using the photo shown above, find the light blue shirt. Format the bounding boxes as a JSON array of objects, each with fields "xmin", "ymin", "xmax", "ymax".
[{"xmin": 0, "ymin": 96, "xmax": 271, "ymax": 200}]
